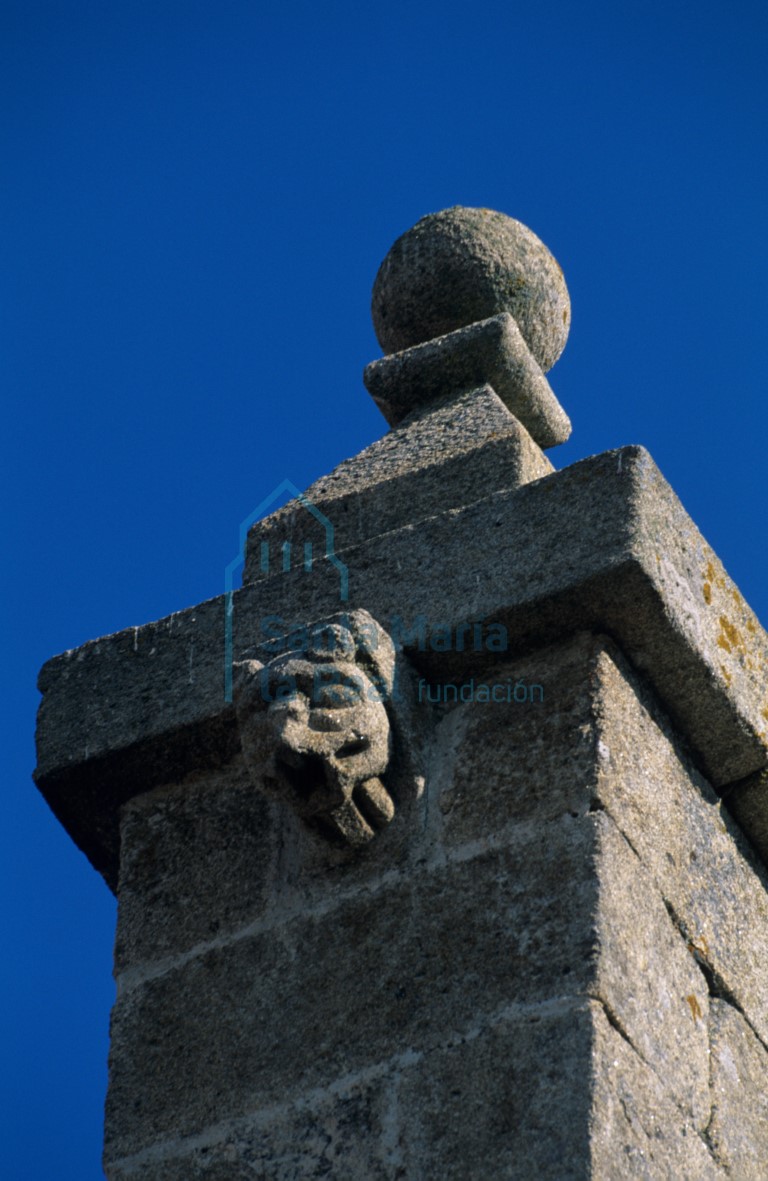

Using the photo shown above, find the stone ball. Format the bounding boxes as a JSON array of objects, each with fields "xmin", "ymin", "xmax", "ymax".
[{"xmin": 371, "ymin": 206, "xmax": 570, "ymax": 371}]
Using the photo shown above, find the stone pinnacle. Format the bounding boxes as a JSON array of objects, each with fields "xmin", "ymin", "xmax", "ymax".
[
  {"xmin": 364, "ymin": 206, "xmax": 572, "ymax": 447},
  {"xmin": 371, "ymin": 206, "xmax": 570, "ymax": 372}
]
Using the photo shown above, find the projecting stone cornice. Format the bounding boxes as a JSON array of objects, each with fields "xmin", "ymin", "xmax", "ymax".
[{"xmin": 34, "ymin": 444, "xmax": 768, "ymax": 890}]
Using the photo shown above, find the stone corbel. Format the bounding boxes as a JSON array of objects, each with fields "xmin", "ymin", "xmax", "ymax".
[{"xmin": 234, "ymin": 609, "xmax": 424, "ymax": 847}]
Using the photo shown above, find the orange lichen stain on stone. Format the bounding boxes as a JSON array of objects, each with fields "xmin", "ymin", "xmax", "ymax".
[
  {"xmin": 720, "ymin": 664, "xmax": 733, "ymax": 687},
  {"xmin": 717, "ymin": 616, "xmax": 745, "ymax": 657},
  {"xmin": 703, "ymin": 552, "xmax": 763, "ymax": 669},
  {"xmin": 685, "ymin": 994, "xmax": 703, "ymax": 1022},
  {"xmin": 702, "ymin": 558, "xmax": 725, "ymax": 607}
]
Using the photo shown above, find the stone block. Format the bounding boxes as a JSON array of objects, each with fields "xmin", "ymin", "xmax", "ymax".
[
  {"xmin": 594, "ymin": 819, "xmax": 710, "ymax": 1130},
  {"xmin": 114, "ymin": 759, "xmax": 276, "ymax": 971},
  {"xmin": 34, "ymin": 593, "xmax": 238, "ymax": 889},
  {"xmin": 437, "ymin": 629, "xmax": 768, "ymax": 1054},
  {"xmin": 396, "ymin": 999, "xmax": 594, "ymax": 1180},
  {"xmin": 106, "ymin": 1067, "xmax": 398, "ymax": 1180},
  {"xmin": 105, "ymin": 814, "xmax": 602, "ymax": 1159},
  {"xmin": 592, "ymin": 645, "xmax": 768, "ymax": 1049},
  {"xmin": 398, "ymin": 999, "xmax": 721, "ymax": 1180},
  {"xmin": 707, "ymin": 999, "xmax": 768, "ymax": 1177},
  {"xmin": 436, "ymin": 632, "xmax": 602, "ymax": 848},
  {"xmin": 440, "ymin": 657, "xmax": 712, "ymax": 1130},
  {"xmin": 106, "ymin": 995, "xmax": 726, "ymax": 1180},
  {"xmin": 589, "ymin": 1004, "xmax": 724, "ymax": 1179}
]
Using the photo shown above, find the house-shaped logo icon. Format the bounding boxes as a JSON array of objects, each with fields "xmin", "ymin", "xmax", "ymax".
[{"xmin": 223, "ymin": 479, "xmax": 349, "ymax": 701}]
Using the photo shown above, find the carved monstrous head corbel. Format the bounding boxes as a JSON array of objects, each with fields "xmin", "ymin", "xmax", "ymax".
[{"xmin": 235, "ymin": 610, "xmax": 422, "ymax": 847}]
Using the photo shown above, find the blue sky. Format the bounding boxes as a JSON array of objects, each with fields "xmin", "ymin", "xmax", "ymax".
[{"xmin": 4, "ymin": 1, "xmax": 768, "ymax": 1176}]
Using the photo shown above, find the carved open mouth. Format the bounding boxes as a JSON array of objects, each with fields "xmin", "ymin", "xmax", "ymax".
[{"xmin": 275, "ymin": 749, "xmax": 329, "ymax": 807}]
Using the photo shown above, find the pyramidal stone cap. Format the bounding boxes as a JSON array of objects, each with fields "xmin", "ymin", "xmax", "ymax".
[
  {"xmin": 365, "ymin": 206, "xmax": 572, "ymax": 446},
  {"xmin": 371, "ymin": 205, "xmax": 570, "ymax": 370}
]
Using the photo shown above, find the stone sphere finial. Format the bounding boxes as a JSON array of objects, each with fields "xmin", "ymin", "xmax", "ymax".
[{"xmin": 371, "ymin": 206, "xmax": 570, "ymax": 372}]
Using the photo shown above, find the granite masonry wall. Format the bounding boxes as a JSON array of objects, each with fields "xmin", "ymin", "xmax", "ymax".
[{"xmin": 102, "ymin": 633, "xmax": 768, "ymax": 1179}]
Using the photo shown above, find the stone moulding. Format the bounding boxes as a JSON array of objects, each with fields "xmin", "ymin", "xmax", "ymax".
[
  {"xmin": 242, "ymin": 384, "xmax": 555, "ymax": 579},
  {"xmin": 34, "ymin": 445, "xmax": 768, "ymax": 890},
  {"xmin": 363, "ymin": 312, "xmax": 572, "ymax": 446}
]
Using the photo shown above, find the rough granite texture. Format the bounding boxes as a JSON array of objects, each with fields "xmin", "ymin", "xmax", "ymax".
[
  {"xmin": 725, "ymin": 767, "xmax": 768, "ymax": 865},
  {"xmin": 707, "ymin": 999, "xmax": 768, "ymax": 1176},
  {"xmin": 371, "ymin": 206, "xmax": 570, "ymax": 371},
  {"xmin": 102, "ymin": 634, "xmax": 765, "ymax": 1178},
  {"xmin": 35, "ymin": 447, "xmax": 768, "ymax": 889},
  {"xmin": 105, "ymin": 1002, "xmax": 727, "ymax": 1181},
  {"xmin": 114, "ymin": 762, "xmax": 277, "ymax": 971},
  {"xmin": 363, "ymin": 314, "xmax": 571, "ymax": 444}
]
